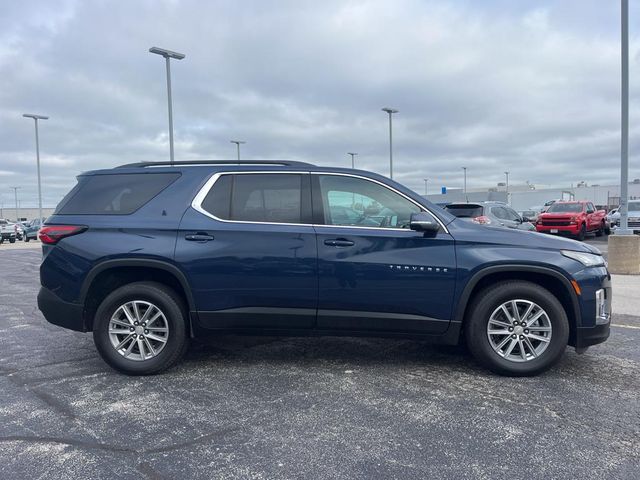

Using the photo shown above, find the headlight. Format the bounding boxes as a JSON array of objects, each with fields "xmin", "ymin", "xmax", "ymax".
[{"xmin": 561, "ymin": 250, "xmax": 605, "ymax": 267}]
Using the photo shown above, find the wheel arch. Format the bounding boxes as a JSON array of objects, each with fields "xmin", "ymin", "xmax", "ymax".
[
  {"xmin": 80, "ymin": 259, "xmax": 196, "ymax": 332},
  {"xmin": 454, "ymin": 265, "xmax": 581, "ymax": 345}
]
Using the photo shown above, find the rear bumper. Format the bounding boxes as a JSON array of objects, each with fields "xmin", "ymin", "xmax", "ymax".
[{"xmin": 37, "ymin": 287, "xmax": 86, "ymax": 332}]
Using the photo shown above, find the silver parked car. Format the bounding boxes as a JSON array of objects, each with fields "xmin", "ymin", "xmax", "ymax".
[{"xmin": 444, "ymin": 202, "xmax": 536, "ymax": 231}]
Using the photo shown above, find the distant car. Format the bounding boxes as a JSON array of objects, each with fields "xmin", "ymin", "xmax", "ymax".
[
  {"xmin": 10, "ymin": 222, "xmax": 24, "ymax": 240},
  {"xmin": 606, "ymin": 208, "xmax": 620, "ymax": 228},
  {"xmin": 536, "ymin": 201, "xmax": 608, "ymax": 241},
  {"xmin": 519, "ymin": 210, "xmax": 539, "ymax": 223},
  {"xmin": 0, "ymin": 219, "xmax": 17, "ymax": 244},
  {"xmin": 444, "ymin": 202, "xmax": 536, "ymax": 231},
  {"xmin": 23, "ymin": 219, "xmax": 43, "ymax": 242},
  {"xmin": 627, "ymin": 200, "xmax": 640, "ymax": 234}
]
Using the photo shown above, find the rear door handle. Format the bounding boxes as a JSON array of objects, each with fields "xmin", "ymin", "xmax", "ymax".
[
  {"xmin": 324, "ymin": 238, "xmax": 355, "ymax": 247},
  {"xmin": 185, "ymin": 232, "xmax": 214, "ymax": 242}
]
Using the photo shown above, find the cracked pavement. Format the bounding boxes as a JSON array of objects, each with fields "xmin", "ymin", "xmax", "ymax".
[{"xmin": 1, "ymin": 249, "xmax": 639, "ymax": 479}]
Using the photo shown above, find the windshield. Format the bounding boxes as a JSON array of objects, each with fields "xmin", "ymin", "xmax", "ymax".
[
  {"xmin": 546, "ymin": 203, "xmax": 583, "ymax": 213},
  {"xmin": 628, "ymin": 201, "xmax": 640, "ymax": 212},
  {"xmin": 444, "ymin": 204, "xmax": 483, "ymax": 218}
]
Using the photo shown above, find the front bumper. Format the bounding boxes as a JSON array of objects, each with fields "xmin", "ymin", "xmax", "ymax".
[
  {"xmin": 37, "ymin": 287, "xmax": 86, "ymax": 332},
  {"xmin": 535, "ymin": 224, "xmax": 579, "ymax": 236},
  {"xmin": 571, "ymin": 271, "xmax": 611, "ymax": 349},
  {"xmin": 575, "ymin": 323, "xmax": 610, "ymax": 349}
]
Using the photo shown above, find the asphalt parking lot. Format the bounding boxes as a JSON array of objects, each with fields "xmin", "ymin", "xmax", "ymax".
[{"xmin": 1, "ymin": 246, "xmax": 639, "ymax": 479}]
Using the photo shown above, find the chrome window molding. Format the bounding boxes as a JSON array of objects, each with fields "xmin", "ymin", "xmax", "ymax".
[{"xmin": 191, "ymin": 171, "xmax": 449, "ymax": 234}]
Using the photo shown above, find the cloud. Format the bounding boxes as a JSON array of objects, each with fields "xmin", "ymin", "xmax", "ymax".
[{"xmin": 0, "ymin": 0, "xmax": 638, "ymax": 208}]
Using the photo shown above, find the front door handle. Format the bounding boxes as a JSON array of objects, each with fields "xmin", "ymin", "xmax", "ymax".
[
  {"xmin": 324, "ymin": 238, "xmax": 355, "ymax": 247},
  {"xmin": 185, "ymin": 232, "xmax": 214, "ymax": 242}
]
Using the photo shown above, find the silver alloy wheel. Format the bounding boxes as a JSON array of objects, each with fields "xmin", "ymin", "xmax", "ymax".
[
  {"xmin": 486, "ymin": 299, "xmax": 552, "ymax": 363},
  {"xmin": 108, "ymin": 301, "xmax": 169, "ymax": 361}
]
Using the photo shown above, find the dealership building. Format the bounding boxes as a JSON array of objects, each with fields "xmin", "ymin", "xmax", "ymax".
[{"xmin": 425, "ymin": 179, "xmax": 640, "ymax": 212}]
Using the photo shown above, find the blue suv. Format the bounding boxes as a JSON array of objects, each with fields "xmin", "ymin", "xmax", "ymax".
[{"xmin": 38, "ymin": 161, "xmax": 611, "ymax": 376}]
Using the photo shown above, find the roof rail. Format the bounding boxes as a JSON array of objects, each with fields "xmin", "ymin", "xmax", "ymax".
[{"xmin": 117, "ymin": 160, "xmax": 315, "ymax": 168}]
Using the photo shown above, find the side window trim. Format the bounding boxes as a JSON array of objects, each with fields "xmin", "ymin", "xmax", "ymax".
[{"xmin": 192, "ymin": 171, "xmax": 449, "ymax": 233}]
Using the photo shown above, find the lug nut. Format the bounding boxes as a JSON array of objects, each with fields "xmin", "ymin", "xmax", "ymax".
[
  {"xmin": 144, "ymin": 329, "xmax": 149, "ymax": 334},
  {"xmin": 130, "ymin": 327, "xmax": 134, "ymax": 332},
  {"xmin": 142, "ymin": 323, "xmax": 146, "ymax": 327},
  {"xmin": 134, "ymin": 321, "xmax": 139, "ymax": 326},
  {"xmin": 512, "ymin": 334, "xmax": 517, "ymax": 339},
  {"xmin": 139, "ymin": 336, "xmax": 144, "ymax": 340},
  {"xmin": 508, "ymin": 327, "xmax": 513, "ymax": 332},
  {"xmin": 519, "ymin": 335, "xmax": 524, "ymax": 340},
  {"xmin": 524, "ymin": 329, "xmax": 529, "ymax": 334},
  {"xmin": 133, "ymin": 334, "xmax": 137, "ymax": 338}
]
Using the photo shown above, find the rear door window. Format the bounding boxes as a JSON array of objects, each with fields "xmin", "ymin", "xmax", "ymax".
[
  {"xmin": 56, "ymin": 173, "xmax": 180, "ymax": 215},
  {"xmin": 201, "ymin": 173, "xmax": 309, "ymax": 224}
]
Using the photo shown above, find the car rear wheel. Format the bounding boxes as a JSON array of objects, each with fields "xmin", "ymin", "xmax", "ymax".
[
  {"xmin": 92, "ymin": 282, "xmax": 189, "ymax": 375},
  {"xmin": 464, "ymin": 281, "xmax": 569, "ymax": 376},
  {"xmin": 576, "ymin": 224, "xmax": 586, "ymax": 241},
  {"xmin": 9, "ymin": 237, "xmax": 15, "ymax": 244},
  {"xmin": 596, "ymin": 222, "xmax": 605, "ymax": 237}
]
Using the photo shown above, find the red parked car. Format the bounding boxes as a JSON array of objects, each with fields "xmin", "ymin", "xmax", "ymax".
[{"xmin": 535, "ymin": 201, "xmax": 608, "ymax": 241}]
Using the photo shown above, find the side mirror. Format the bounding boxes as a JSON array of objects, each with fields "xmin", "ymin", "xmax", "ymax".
[
  {"xmin": 522, "ymin": 216, "xmax": 531, "ymax": 223},
  {"xmin": 409, "ymin": 212, "xmax": 440, "ymax": 234}
]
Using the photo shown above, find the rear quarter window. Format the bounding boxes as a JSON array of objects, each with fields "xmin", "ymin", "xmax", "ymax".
[{"xmin": 55, "ymin": 173, "xmax": 180, "ymax": 215}]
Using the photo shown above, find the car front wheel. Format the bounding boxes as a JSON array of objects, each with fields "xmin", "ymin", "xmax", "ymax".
[
  {"xmin": 464, "ymin": 281, "xmax": 569, "ymax": 376},
  {"xmin": 92, "ymin": 282, "xmax": 189, "ymax": 375}
]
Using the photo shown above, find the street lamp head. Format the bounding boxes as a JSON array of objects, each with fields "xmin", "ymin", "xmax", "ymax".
[
  {"xmin": 347, "ymin": 152, "xmax": 358, "ymax": 156},
  {"xmin": 23, "ymin": 113, "xmax": 49, "ymax": 120},
  {"xmin": 230, "ymin": 140, "xmax": 246, "ymax": 145},
  {"xmin": 382, "ymin": 108, "xmax": 399, "ymax": 114},
  {"xmin": 149, "ymin": 47, "xmax": 185, "ymax": 60}
]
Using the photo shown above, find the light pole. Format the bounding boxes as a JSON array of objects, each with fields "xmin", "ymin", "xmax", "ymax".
[
  {"xmin": 10, "ymin": 187, "xmax": 20, "ymax": 221},
  {"xmin": 347, "ymin": 152, "xmax": 358, "ymax": 169},
  {"xmin": 231, "ymin": 140, "xmax": 246, "ymax": 161},
  {"xmin": 381, "ymin": 108, "xmax": 398, "ymax": 179},
  {"xmin": 617, "ymin": 0, "xmax": 631, "ymax": 235},
  {"xmin": 423, "ymin": 178, "xmax": 429, "ymax": 196},
  {"xmin": 149, "ymin": 46, "xmax": 185, "ymax": 165},
  {"xmin": 22, "ymin": 113, "xmax": 48, "ymax": 224},
  {"xmin": 504, "ymin": 171, "xmax": 510, "ymax": 203},
  {"xmin": 462, "ymin": 167, "xmax": 467, "ymax": 195}
]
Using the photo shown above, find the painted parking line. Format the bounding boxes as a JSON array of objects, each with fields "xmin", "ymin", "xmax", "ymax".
[{"xmin": 612, "ymin": 324, "xmax": 640, "ymax": 330}]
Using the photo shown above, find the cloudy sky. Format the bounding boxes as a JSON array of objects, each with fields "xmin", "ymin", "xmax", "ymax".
[{"xmin": 1, "ymin": 0, "xmax": 639, "ymax": 208}]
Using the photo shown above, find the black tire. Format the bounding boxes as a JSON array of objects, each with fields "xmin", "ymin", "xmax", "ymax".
[
  {"xmin": 9, "ymin": 237, "xmax": 15, "ymax": 244},
  {"xmin": 92, "ymin": 282, "xmax": 189, "ymax": 375},
  {"xmin": 24, "ymin": 236, "xmax": 30, "ymax": 242},
  {"xmin": 595, "ymin": 222, "xmax": 605, "ymax": 237},
  {"xmin": 464, "ymin": 281, "xmax": 570, "ymax": 376},
  {"xmin": 605, "ymin": 225, "xmax": 611, "ymax": 235},
  {"xmin": 576, "ymin": 224, "xmax": 586, "ymax": 241}
]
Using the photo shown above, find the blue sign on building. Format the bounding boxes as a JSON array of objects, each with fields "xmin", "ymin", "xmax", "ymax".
[{"xmin": 441, "ymin": 186, "xmax": 447, "ymax": 194}]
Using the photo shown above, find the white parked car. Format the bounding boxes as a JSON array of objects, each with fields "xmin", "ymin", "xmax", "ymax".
[{"xmin": 606, "ymin": 208, "xmax": 620, "ymax": 227}]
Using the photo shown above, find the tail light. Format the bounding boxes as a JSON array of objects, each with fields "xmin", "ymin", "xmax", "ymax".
[
  {"xmin": 39, "ymin": 225, "xmax": 87, "ymax": 245},
  {"xmin": 472, "ymin": 216, "xmax": 492, "ymax": 225}
]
